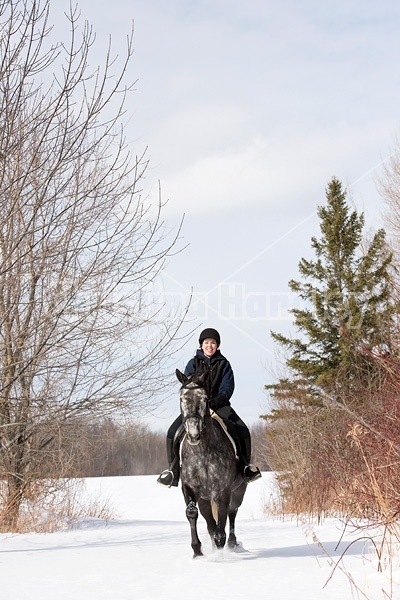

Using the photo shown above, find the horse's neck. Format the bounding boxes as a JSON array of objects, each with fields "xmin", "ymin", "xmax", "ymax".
[{"xmin": 203, "ymin": 412, "xmax": 219, "ymax": 442}]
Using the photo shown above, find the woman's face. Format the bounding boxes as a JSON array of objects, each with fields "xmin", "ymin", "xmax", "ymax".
[{"xmin": 201, "ymin": 338, "xmax": 218, "ymax": 358}]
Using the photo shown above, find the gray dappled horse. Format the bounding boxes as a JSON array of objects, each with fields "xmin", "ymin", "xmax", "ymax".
[{"xmin": 176, "ymin": 368, "xmax": 248, "ymax": 558}]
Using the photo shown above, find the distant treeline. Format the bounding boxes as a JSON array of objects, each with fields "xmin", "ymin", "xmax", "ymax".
[{"xmin": 7, "ymin": 418, "xmax": 270, "ymax": 479}]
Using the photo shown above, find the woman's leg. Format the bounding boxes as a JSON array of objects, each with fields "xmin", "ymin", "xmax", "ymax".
[
  {"xmin": 157, "ymin": 414, "xmax": 183, "ymax": 487},
  {"xmin": 215, "ymin": 406, "xmax": 261, "ymax": 482},
  {"xmin": 166, "ymin": 414, "xmax": 183, "ymax": 465}
]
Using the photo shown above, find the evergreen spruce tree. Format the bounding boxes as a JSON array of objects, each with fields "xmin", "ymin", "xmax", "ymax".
[
  {"xmin": 264, "ymin": 177, "xmax": 397, "ymax": 515},
  {"xmin": 268, "ymin": 177, "xmax": 395, "ymax": 410}
]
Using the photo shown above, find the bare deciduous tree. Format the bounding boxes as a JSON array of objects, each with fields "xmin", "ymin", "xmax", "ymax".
[
  {"xmin": 379, "ymin": 141, "xmax": 400, "ymax": 263},
  {"xmin": 0, "ymin": 0, "xmax": 186, "ymax": 530}
]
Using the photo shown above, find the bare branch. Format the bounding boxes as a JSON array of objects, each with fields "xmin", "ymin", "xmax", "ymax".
[{"xmin": 0, "ymin": 0, "xmax": 188, "ymax": 530}]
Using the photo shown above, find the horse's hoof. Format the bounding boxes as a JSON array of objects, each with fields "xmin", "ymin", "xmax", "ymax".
[
  {"xmin": 229, "ymin": 542, "xmax": 246, "ymax": 553},
  {"xmin": 228, "ymin": 536, "xmax": 238, "ymax": 549},
  {"xmin": 192, "ymin": 544, "xmax": 203, "ymax": 558}
]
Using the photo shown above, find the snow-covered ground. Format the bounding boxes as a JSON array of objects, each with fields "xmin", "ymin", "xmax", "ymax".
[{"xmin": 0, "ymin": 472, "xmax": 399, "ymax": 599}]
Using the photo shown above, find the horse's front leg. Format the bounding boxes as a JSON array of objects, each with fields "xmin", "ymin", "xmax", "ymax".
[{"xmin": 183, "ymin": 488, "xmax": 203, "ymax": 558}]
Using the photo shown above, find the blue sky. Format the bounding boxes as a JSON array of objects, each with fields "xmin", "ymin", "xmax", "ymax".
[{"xmin": 58, "ymin": 0, "xmax": 400, "ymax": 429}]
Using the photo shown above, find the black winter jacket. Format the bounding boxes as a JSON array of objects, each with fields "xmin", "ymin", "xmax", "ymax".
[{"xmin": 184, "ymin": 349, "xmax": 235, "ymax": 410}]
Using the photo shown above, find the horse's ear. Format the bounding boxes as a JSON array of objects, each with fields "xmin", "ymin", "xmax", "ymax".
[{"xmin": 176, "ymin": 369, "xmax": 188, "ymax": 385}]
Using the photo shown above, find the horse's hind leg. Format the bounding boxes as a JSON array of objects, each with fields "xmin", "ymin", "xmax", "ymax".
[
  {"xmin": 228, "ymin": 481, "xmax": 247, "ymax": 549},
  {"xmin": 227, "ymin": 507, "xmax": 238, "ymax": 548},
  {"xmin": 211, "ymin": 495, "xmax": 231, "ymax": 549},
  {"xmin": 185, "ymin": 499, "xmax": 203, "ymax": 558},
  {"xmin": 214, "ymin": 513, "xmax": 228, "ymax": 548}
]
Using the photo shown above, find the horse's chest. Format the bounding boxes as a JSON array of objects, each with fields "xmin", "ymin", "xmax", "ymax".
[{"xmin": 181, "ymin": 441, "xmax": 234, "ymax": 491}]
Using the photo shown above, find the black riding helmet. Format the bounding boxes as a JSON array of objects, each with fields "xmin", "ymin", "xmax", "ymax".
[{"xmin": 198, "ymin": 328, "xmax": 221, "ymax": 348}]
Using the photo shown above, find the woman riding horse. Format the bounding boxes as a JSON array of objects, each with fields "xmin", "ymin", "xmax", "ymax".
[{"xmin": 157, "ymin": 327, "xmax": 261, "ymax": 487}]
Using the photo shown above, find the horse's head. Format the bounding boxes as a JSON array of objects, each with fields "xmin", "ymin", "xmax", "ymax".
[{"xmin": 176, "ymin": 369, "xmax": 209, "ymax": 445}]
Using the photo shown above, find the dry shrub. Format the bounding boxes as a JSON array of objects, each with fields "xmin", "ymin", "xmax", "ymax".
[
  {"xmin": 0, "ymin": 478, "xmax": 115, "ymax": 533},
  {"xmin": 267, "ymin": 350, "xmax": 400, "ymax": 526},
  {"xmin": 265, "ymin": 405, "xmax": 348, "ymax": 519}
]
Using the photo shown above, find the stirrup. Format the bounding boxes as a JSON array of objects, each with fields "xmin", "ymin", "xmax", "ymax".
[
  {"xmin": 244, "ymin": 464, "xmax": 262, "ymax": 483},
  {"xmin": 157, "ymin": 469, "xmax": 174, "ymax": 488}
]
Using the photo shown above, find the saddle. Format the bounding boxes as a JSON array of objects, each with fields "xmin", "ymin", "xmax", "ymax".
[{"xmin": 209, "ymin": 410, "xmax": 238, "ymax": 459}]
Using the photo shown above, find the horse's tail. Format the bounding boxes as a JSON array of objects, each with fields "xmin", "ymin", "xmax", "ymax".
[{"xmin": 211, "ymin": 501, "xmax": 218, "ymax": 522}]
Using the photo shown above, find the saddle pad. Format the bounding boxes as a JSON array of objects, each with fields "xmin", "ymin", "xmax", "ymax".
[{"xmin": 210, "ymin": 410, "xmax": 238, "ymax": 459}]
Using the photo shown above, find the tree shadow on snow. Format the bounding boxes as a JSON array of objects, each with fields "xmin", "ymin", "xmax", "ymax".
[{"xmin": 240, "ymin": 538, "xmax": 373, "ymax": 561}]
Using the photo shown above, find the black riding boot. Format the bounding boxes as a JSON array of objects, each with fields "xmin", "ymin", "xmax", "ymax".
[
  {"xmin": 157, "ymin": 424, "xmax": 184, "ymax": 488},
  {"xmin": 241, "ymin": 435, "xmax": 262, "ymax": 483}
]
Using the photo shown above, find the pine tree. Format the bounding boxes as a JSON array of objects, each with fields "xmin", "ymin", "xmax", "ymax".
[
  {"xmin": 268, "ymin": 177, "xmax": 396, "ymax": 408},
  {"xmin": 264, "ymin": 177, "xmax": 398, "ymax": 515}
]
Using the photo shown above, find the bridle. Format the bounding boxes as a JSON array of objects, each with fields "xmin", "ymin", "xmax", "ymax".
[{"xmin": 180, "ymin": 381, "xmax": 208, "ymax": 434}]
